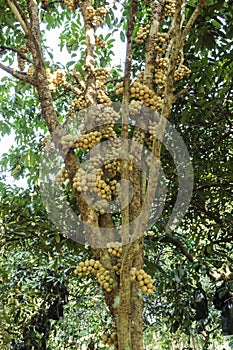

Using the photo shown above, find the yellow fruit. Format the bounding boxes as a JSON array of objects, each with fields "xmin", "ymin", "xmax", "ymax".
[
  {"xmin": 137, "ymin": 274, "xmax": 143, "ymax": 281},
  {"xmin": 141, "ymin": 286, "xmax": 148, "ymax": 293},
  {"xmin": 144, "ymin": 277, "xmax": 150, "ymax": 284},
  {"xmin": 147, "ymin": 288, "xmax": 154, "ymax": 294},
  {"xmin": 103, "ymin": 282, "xmax": 110, "ymax": 289}
]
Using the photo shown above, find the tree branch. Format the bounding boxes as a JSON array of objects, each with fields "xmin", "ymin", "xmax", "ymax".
[
  {"xmin": 146, "ymin": 234, "xmax": 196, "ymax": 262},
  {"xmin": 144, "ymin": 0, "xmax": 164, "ymax": 88},
  {"xmin": 173, "ymin": 87, "xmax": 190, "ymax": 101},
  {"xmin": 0, "ymin": 62, "xmax": 35, "ymax": 84},
  {"xmin": 0, "ymin": 45, "xmax": 33, "ymax": 64},
  {"xmin": 5, "ymin": 0, "xmax": 30, "ymax": 34},
  {"xmin": 181, "ymin": 0, "xmax": 207, "ymax": 44},
  {"xmin": 123, "ymin": 0, "xmax": 138, "ymax": 103}
]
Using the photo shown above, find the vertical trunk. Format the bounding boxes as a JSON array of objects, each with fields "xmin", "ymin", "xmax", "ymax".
[
  {"xmin": 117, "ymin": 239, "xmax": 144, "ymax": 350},
  {"xmin": 131, "ymin": 238, "xmax": 144, "ymax": 350},
  {"xmin": 118, "ymin": 264, "xmax": 132, "ymax": 349}
]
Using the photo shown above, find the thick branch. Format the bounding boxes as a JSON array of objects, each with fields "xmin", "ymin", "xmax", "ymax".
[{"xmin": 0, "ymin": 62, "xmax": 35, "ymax": 84}]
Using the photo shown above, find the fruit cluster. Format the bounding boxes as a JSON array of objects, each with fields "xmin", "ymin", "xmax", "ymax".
[
  {"xmin": 61, "ymin": 131, "xmax": 102, "ymax": 151},
  {"xmin": 94, "ymin": 106, "xmax": 120, "ymax": 125},
  {"xmin": 113, "ymin": 261, "xmax": 121, "ymax": 276},
  {"xmin": 73, "ymin": 165, "xmax": 113, "ymax": 201},
  {"xmin": 95, "ymin": 67, "xmax": 111, "ymax": 104},
  {"xmin": 55, "ymin": 167, "xmax": 69, "ymax": 186},
  {"xmin": 154, "ymin": 32, "xmax": 169, "ymax": 54},
  {"xmin": 95, "ymin": 177, "xmax": 111, "ymax": 200},
  {"xmin": 174, "ymin": 64, "xmax": 191, "ymax": 81},
  {"xmin": 74, "ymin": 259, "xmax": 113, "ymax": 292},
  {"xmin": 146, "ymin": 120, "xmax": 158, "ymax": 150},
  {"xmin": 129, "ymin": 100, "xmax": 143, "ymax": 115},
  {"xmin": 60, "ymin": 134, "xmax": 75, "ymax": 150},
  {"xmin": 74, "ymin": 131, "xmax": 102, "ymax": 150},
  {"xmin": 70, "ymin": 96, "xmax": 87, "ymax": 113},
  {"xmin": 73, "ymin": 168, "xmax": 89, "ymax": 193},
  {"xmin": 46, "ymin": 69, "xmax": 67, "ymax": 92},
  {"xmin": 85, "ymin": 6, "xmax": 108, "ymax": 25},
  {"xmin": 116, "ymin": 81, "xmax": 162, "ymax": 110},
  {"xmin": 164, "ymin": 0, "xmax": 176, "ymax": 16},
  {"xmin": 136, "ymin": 71, "xmax": 144, "ymax": 83},
  {"xmin": 100, "ymin": 332, "xmax": 118, "ymax": 348},
  {"xmin": 115, "ymin": 81, "xmax": 124, "ymax": 95},
  {"xmin": 135, "ymin": 24, "xmax": 150, "ymax": 44},
  {"xmin": 17, "ymin": 45, "xmax": 28, "ymax": 71},
  {"xmin": 63, "ymin": 0, "xmax": 77, "ymax": 11},
  {"xmin": 94, "ymin": 199, "xmax": 110, "ymax": 215},
  {"xmin": 27, "ymin": 65, "xmax": 35, "ymax": 77},
  {"xmin": 130, "ymin": 81, "xmax": 163, "ymax": 111},
  {"xmin": 130, "ymin": 268, "xmax": 155, "ymax": 294},
  {"xmin": 106, "ymin": 241, "xmax": 122, "ymax": 257},
  {"xmin": 95, "ymin": 35, "xmax": 105, "ymax": 48},
  {"xmin": 155, "ymin": 57, "xmax": 169, "ymax": 87},
  {"xmin": 104, "ymin": 159, "xmax": 119, "ymax": 178}
]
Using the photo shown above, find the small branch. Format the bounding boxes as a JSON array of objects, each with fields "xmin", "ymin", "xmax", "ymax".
[
  {"xmin": 0, "ymin": 62, "xmax": 35, "ymax": 85},
  {"xmin": 6, "ymin": 0, "xmax": 30, "ymax": 34},
  {"xmin": 105, "ymin": 77, "xmax": 124, "ymax": 85},
  {"xmin": 181, "ymin": 0, "xmax": 207, "ymax": 44},
  {"xmin": 121, "ymin": 0, "xmax": 138, "ymax": 235},
  {"xmin": 0, "ymin": 45, "xmax": 33, "ymax": 64},
  {"xmin": 173, "ymin": 87, "xmax": 190, "ymax": 101},
  {"xmin": 122, "ymin": 0, "xmax": 138, "ymax": 102},
  {"xmin": 144, "ymin": 0, "xmax": 164, "ymax": 88},
  {"xmin": 70, "ymin": 70, "xmax": 86, "ymax": 90},
  {"xmin": 147, "ymin": 234, "xmax": 196, "ymax": 262},
  {"xmin": 80, "ymin": 1, "xmax": 97, "ymax": 106}
]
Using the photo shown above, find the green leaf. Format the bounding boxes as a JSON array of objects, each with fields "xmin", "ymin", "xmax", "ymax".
[{"xmin": 120, "ymin": 31, "xmax": 125, "ymax": 42}]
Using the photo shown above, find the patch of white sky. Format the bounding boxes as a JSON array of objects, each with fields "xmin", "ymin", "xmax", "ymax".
[{"xmin": 0, "ymin": 2, "xmax": 126, "ymax": 187}]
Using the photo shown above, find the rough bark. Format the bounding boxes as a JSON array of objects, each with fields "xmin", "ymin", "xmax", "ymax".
[{"xmin": 144, "ymin": 0, "xmax": 165, "ymax": 89}]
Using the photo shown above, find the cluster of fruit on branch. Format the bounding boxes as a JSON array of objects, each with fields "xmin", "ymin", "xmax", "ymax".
[
  {"xmin": 17, "ymin": 45, "xmax": 28, "ymax": 71},
  {"xmin": 116, "ymin": 79, "xmax": 163, "ymax": 111},
  {"xmin": 74, "ymin": 242, "xmax": 155, "ymax": 295},
  {"xmin": 85, "ymin": 5, "xmax": 108, "ymax": 25},
  {"xmin": 74, "ymin": 259, "xmax": 113, "ymax": 292},
  {"xmin": 135, "ymin": 24, "xmax": 150, "ymax": 44},
  {"xmin": 130, "ymin": 268, "xmax": 155, "ymax": 294},
  {"xmin": 100, "ymin": 331, "xmax": 118, "ymax": 348}
]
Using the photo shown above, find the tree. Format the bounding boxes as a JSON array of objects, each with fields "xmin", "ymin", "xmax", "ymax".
[{"xmin": 0, "ymin": 0, "xmax": 232, "ymax": 349}]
